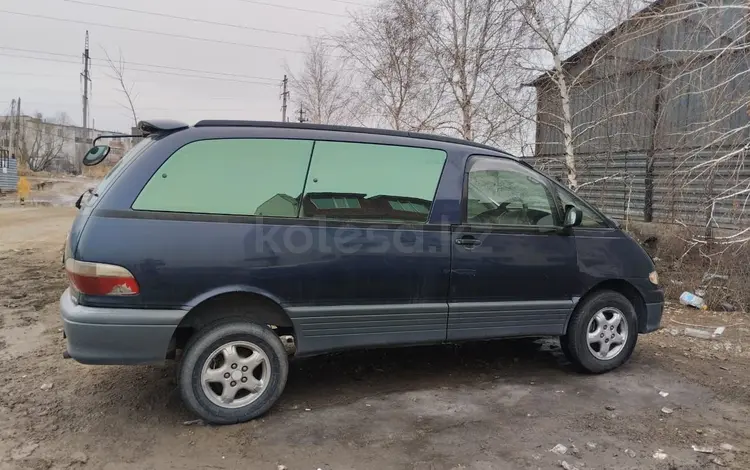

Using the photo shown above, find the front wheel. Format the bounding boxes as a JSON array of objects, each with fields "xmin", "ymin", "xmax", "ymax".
[
  {"xmin": 561, "ymin": 290, "xmax": 638, "ymax": 373},
  {"xmin": 179, "ymin": 319, "xmax": 289, "ymax": 424}
]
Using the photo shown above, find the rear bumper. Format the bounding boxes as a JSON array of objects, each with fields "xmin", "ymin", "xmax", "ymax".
[{"xmin": 60, "ymin": 288, "xmax": 187, "ymax": 365}]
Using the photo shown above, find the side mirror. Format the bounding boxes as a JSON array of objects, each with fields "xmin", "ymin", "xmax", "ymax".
[
  {"xmin": 564, "ymin": 206, "xmax": 583, "ymax": 228},
  {"xmin": 82, "ymin": 145, "xmax": 110, "ymax": 166}
]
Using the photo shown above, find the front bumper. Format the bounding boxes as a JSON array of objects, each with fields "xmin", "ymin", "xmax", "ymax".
[
  {"xmin": 60, "ymin": 288, "xmax": 187, "ymax": 365},
  {"xmin": 628, "ymin": 278, "xmax": 664, "ymax": 333},
  {"xmin": 641, "ymin": 301, "xmax": 663, "ymax": 333}
]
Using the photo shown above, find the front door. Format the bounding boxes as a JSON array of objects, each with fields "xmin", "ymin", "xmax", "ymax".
[{"xmin": 448, "ymin": 156, "xmax": 578, "ymax": 341}]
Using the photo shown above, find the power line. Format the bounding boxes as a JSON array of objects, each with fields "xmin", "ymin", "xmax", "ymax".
[
  {"xmin": 95, "ymin": 60, "xmax": 277, "ymax": 83},
  {"xmin": 94, "ymin": 64, "xmax": 279, "ymax": 86},
  {"xmin": 0, "ymin": 10, "xmax": 311, "ymax": 54},
  {"xmin": 19, "ymin": 100, "xmax": 254, "ymax": 113},
  {"xmin": 1, "ymin": 78, "xmax": 274, "ymax": 102},
  {"xmin": 230, "ymin": 0, "xmax": 350, "ymax": 18},
  {"xmin": 0, "ymin": 71, "xmax": 74, "ymax": 78},
  {"xmin": 321, "ymin": 0, "xmax": 374, "ymax": 6},
  {"xmin": 0, "ymin": 52, "xmax": 80, "ymax": 67},
  {"xmin": 63, "ymin": 0, "xmax": 315, "ymax": 39},
  {"xmin": 0, "ymin": 53, "xmax": 279, "ymax": 86},
  {"xmin": 0, "ymin": 46, "xmax": 278, "ymax": 82}
]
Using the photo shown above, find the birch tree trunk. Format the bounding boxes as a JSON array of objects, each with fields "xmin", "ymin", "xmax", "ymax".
[{"xmin": 553, "ymin": 63, "xmax": 578, "ymax": 191}]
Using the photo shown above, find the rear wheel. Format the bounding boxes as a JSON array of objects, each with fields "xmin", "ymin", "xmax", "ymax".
[
  {"xmin": 561, "ymin": 290, "xmax": 638, "ymax": 373},
  {"xmin": 179, "ymin": 319, "xmax": 288, "ymax": 424}
]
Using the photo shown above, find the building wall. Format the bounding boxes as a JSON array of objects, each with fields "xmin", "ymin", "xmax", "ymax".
[
  {"xmin": 255, "ymin": 195, "xmax": 299, "ymax": 217},
  {"xmin": 532, "ymin": 0, "xmax": 750, "ymax": 229},
  {"xmin": 0, "ymin": 115, "xmax": 133, "ymax": 173},
  {"xmin": 0, "ymin": 153, "xmax": 19, "ymax": 191}
]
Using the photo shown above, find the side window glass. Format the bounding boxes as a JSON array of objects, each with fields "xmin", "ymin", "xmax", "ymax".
[
  {"xmin": 555, "ymin": 186, "xmax": 609, "ymax": 228},
  {"xmin": 133, "ymin": 139, "xmax": 313, "ymax": 216},
  {"xmin": 301, "ymin": 141, "xmax": 446, "ymax": 223},
  {"xmin": 94, "ymin": 137, "xmax": 155, "ymax": 198},
  {"xmin": 466, "ymin": 157, "xmax": 556, "ymax": 226}
]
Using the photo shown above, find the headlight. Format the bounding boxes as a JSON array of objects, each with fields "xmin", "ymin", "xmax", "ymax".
[{"xmin": 649, "ymin": 271, "xmax": 659, "ymax": 285}]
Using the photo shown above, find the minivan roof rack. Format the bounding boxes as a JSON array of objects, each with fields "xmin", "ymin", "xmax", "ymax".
[
  {"xmin": 193, "ymin": 120, "xmax": 515, "ymax": 157},
  {"xmin": 138, "ymin": 119, "xmax": 190, "ymax": 135}
]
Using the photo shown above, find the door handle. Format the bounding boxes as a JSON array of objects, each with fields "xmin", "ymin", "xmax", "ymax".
[{"xmin": 455, "ymin": 236, "xmax": 482, "ymax": 247}]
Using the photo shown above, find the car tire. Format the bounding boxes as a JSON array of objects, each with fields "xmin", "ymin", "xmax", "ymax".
[
  {"xmin": 561, "ymin": 290, "xmax": 638, "ymax": 374},
  {"xmin": 179, "ymin": 318, "xmax": 289, "ymax": 424}
]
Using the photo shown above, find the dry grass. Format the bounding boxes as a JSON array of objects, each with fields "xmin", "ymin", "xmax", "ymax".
[
  {"xmin": 627, "ymin": 221, "xmax": 749, "ymax": 312},
  {"xmin": 16, "ymin": 161, "xmax": 33, "ymax": 177},
  {"xmin": 16, "ymin": 160, "xmax": 113, "ymax": 179},
  {"xmin": 82, "ymin": 164, "xmax": 114, "ymax": 178},
  {"xmin": 15, "ymin": 163, "xmax": 66, "ymax": 180}
]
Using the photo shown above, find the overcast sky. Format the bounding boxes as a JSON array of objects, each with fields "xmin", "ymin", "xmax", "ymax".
[{"xmin": 0, "ymin": 0, "xmax": 373, "ymax": 132}]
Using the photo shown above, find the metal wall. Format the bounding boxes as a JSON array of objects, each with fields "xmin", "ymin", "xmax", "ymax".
[
  {"xmin": 0, "ymin": 156, "xmax": 18, "ymax": 191},
  {"xmin": 528, "ymin": 148, "xmax": 750, "ymax": 229}
]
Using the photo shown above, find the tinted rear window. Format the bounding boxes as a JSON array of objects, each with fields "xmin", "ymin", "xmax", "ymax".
[
  {"xmin": 132, "ymin": 138, "xmax": 314, "ymax": 216},
  {"xmin": 300, "ymin": 141, "xmax": 447, "ymax": 223},
  {"xmin": 93, "ymin": 137, "xmax": 155, "ymax": 198}
]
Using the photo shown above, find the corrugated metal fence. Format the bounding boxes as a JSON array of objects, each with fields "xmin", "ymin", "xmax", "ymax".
[
  {"xmin": 0, "ymin": 154, "xmax": 19, "ymax": 192},
  {"xmin": 527, "ymin": 148, "xmax": 750, "ymax": 229}
]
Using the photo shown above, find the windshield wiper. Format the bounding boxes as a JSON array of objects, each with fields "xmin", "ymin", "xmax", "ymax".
[{"xmin": 75, "ymin": 188, "xmax": 94, "ymax": 209}]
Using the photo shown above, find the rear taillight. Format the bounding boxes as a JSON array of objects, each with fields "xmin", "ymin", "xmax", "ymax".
[{"xmin": 65, "ymin": 258, "xmax": 140, "ymax": 296}]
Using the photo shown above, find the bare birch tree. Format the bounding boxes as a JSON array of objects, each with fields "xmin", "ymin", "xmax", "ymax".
[
  {"xmin": 103, "ymin": 48, "xmax": 139, "ymax": 128},
  {"xmin": 419, "ymin": 0, "xmax": 529, "ymax": 145},
  {"xmin": 514, "ymin": 0, "xmax": 604, "ymax": 190},
  {"xmin": 18, "ymin": 113, "xmax": 71, "ymax": 172},
  {"xmin": 336, "ymin": 0, "xmax": 448, "ymax": 131},
  {"xmin": 285, "ymin": 38, "xmax": 354, "ymax": 125},
  {"xmin": 514, "ymin": 0, "xmax": 652, "ymax": 191}
]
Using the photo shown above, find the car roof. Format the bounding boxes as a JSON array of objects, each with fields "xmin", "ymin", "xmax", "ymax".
[
  {"xmin": 189, "ymin": 120, "xmax": 516, "ymax": 158},
  {"xmin": 138, "ymin": 119, "xmax": 523, "ymax": 164}
]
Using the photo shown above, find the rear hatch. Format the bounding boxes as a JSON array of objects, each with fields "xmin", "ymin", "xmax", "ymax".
[{"xmin": 64, "ymin": 137, "xmax": 156, "ymax": 263}]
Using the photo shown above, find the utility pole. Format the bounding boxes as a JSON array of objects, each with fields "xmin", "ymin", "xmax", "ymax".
[
  {"xmin": 8, "ymin": 99, "xmax": 16, "ymax": 156},
  {"xmin": 81, "ymin": 30, "xmax": 91, "ymax": 130},
  {"xmin": 78, "ymin": 31, "xmax": 92, "ymax": 174},
  {"xmin": 280, "ymin": 75, "xmax": 289, "ymax": 122},
  {"xmin": 15, "ymin": 97, "xmax": 21, "ymax": 157},
  {"xmin": 296, "ymin": 107, "xmax": 308, "ymax": 123}
]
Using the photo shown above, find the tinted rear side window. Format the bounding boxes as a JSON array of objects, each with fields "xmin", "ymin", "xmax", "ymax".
[
  {"xmin": 133, "ymin": 139, "xmax": 314, "ymax": 216},
  {"xmin": 93, "ymin": 137, "xmax": 155, "ymax": 199},
  {"xmin": 300, "ymin": 141, "xmax": 446, "ymax": 223}
]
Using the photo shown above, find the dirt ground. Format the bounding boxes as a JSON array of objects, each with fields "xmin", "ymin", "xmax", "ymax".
[
  {"xmin": 0, "ymin": 176, "xmax": 97, "ymax": 210},
  {"xmin": 1, "ymin": 200, "xmax": 749, "ymax": 469}
]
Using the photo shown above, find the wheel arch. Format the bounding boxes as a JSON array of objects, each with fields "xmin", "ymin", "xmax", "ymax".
[
  {"xmin": 184, "ymin": 285, "xmax": 287, "ymax": 312},
  {"xmin": 569, "ymin": 279, "xmax": 647, "ymax": 333},
  {"xmin": 171, "ymin": 288, "xmax": 295, "ymax": 353}
]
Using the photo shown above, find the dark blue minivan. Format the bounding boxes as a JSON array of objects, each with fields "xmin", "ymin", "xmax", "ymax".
[{"xmin": 61, "ymin": 120, "xmax": 663, "ymax": 424}]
